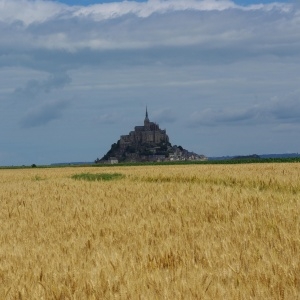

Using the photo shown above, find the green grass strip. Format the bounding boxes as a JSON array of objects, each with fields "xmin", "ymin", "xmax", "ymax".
[{"xmin": 71, "ymin": 173, "xmax": 124, "ymax": 182}]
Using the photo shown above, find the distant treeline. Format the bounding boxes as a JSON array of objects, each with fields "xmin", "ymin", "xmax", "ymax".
[
  {"xmin": 103, "ymin": 157, "xmax": 300, "ymax": 166},
  {"xmin": 209, "ymin": 153, "xmax": 300, "ymax": 160},
  {"xmin": 2, "ymin": 156, "xmax": 300, "ymax": 169}
]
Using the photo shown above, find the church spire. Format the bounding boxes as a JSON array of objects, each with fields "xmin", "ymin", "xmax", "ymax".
[
  {"xmin": 144, "ymin": 106, "xmax": 150, "ymax": 127},
  {"xmin": 145, "ymin": 106, "xmax": 149, "ymax": 122}
]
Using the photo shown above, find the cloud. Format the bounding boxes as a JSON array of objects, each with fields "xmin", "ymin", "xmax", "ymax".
[
  {"xmin": 189, "ymin": 92, "xmax": 300, "ymax": 127},
  {"xmin": 152, "ymin": 108, "xmax": 177, "ymax": 123},
  {"xmin": 71, "ymin": 0, "xmax": 239, "ymax": 20},
  {"xmin": 95, "ymin": 113, "xmax": 120, "ymax": 124},
  {"xmin": 269, "ymin": 94, "xmax": 300, "ymax": 121},
  {"xmin": 0, "ymin": 0, "xmax": 296, "ymax": 54},
  {"xmin": 13, "ymin": 72, "xmax": 71, "ymax": 100},
  {"xmin": 190, "ymin": 107, "xmax": 258, "ymax": 126},
  {"xmin": 0, "ymin": 0, "xmax": 69, "ymax": 26},
  {"xmin": 0, "ymin": 0, "xmax": 240, "ymax": 27},
  {"xmin": 272, "ymin": 123, "xmax": 300, "ymax": 133},
  {"xmin": 20, "ymin": 99, "xmax": 70, "ymax": 128}
]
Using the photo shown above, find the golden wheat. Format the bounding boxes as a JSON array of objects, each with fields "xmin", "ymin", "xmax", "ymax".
[{"xmin": 0, "ymin": 164, "xmax": 299, "ymax": 299}]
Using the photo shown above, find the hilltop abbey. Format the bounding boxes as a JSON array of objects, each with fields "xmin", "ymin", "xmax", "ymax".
[
  {"xmin": 96, "ymin": 108, "xmax": 206, "ymax": 163},
  {"xmin": 119, "ymin": 107, "xmax": 169, "ymax": 147}
]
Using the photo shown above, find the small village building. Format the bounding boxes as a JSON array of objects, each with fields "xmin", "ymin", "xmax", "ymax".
[{"xmin": 108, "ymin": 157, "xmax": 118, "ymax": 164}]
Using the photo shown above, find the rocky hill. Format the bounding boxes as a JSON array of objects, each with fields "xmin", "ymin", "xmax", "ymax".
[
  {"xmin": 95, "ymin": 140, "xmax": 206, "ymax": 163},
  {"xmin": 95, "ymin": 109, "xmax": 206, "ymax": 163}
]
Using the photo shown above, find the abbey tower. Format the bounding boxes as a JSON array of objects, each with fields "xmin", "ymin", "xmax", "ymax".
[{"xmin": 119, "ymin": 107, "xmax": 169, "ymax": 148}]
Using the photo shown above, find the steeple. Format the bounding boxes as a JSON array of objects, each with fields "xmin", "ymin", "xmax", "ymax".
[
  {"xmin": 144, "ymin": 106, "xmax": 150, "ymax": 127},
  {"xmin": 145, "ymin": 106, "xmax": 149, "ymax": 122}
]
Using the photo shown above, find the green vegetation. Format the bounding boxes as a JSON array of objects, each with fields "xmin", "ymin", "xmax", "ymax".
[
  {"xmin": 1, "ymin": 157, "xmax": 300, "ymax": 170},
  {"xmin": 91, "ymin": 157, "xmax": 300, "ymax": 167},
  {"xmin": 204, "ymin": 157, "xmax": 300, "ymax": 164},
  {"xmin": 71, "ymin": 172, "xmax": 125, "ymax": 181}
]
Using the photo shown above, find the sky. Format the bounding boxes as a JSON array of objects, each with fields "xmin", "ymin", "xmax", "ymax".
[{"xmin": 0, "ymin": 0, "xmax": 299, "ymax": 165}]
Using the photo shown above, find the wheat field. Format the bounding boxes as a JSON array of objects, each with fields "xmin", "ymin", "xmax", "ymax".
[{"xmin": 0, "ymin": 163, "xmax": 299, "ymax": 299}]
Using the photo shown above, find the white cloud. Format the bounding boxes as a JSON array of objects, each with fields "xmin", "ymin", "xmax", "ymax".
[
  {"xmin": 0, "ymin": 0, "xmax": 296, "ymax": 52},
  {"xmin": 6, "ymin": 0, "xmax": 294, "ymax": 24},
  {"xmin": 71, "ymin": 0, "xmax": 238, "ymax": 20},
  {"xmin": 0, "ymin": 0, "xmax": 241, "ymax": 26},
  {"xmin": 0, "ymin": 0, "xmax": 69, "ymax": 25}
]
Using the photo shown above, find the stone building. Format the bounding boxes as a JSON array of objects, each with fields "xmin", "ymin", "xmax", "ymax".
[{"xmin": 120, "ymin": 107, "xmax": 169, "ymax": 148}]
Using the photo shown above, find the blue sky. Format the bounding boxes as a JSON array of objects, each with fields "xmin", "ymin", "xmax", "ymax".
[{"xmin": 0, "ymin": 0, "xmax": 300, "ymax": 165}]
